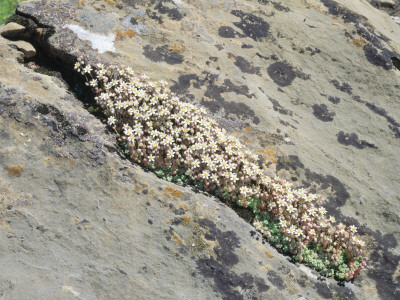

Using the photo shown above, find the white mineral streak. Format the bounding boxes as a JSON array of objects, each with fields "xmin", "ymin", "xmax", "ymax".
[{"xmin": 64, "ymin": 24, "xmax": 115, "ymax": 53}]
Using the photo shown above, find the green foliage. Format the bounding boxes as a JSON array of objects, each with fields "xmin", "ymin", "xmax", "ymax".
[{"xmin": 0, "ymin": 0, "xmax": 24, "ymax": 25}]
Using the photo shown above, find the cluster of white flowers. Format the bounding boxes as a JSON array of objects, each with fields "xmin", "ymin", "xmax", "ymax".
[{"xmin": 75, "ymin": 58, "xmax": 367, "ymax": 280}]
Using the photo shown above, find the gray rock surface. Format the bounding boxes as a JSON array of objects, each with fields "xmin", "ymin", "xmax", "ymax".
[
  {"xmin": 367, "ymin": 0, "xmax": 400, "ymax": 17},
  {"xmin": 0, "ymin": 22, "xmax": 26, "ymax": 38},
  {"xmin": 7, "ymin": 39, "xmax": 36, "ymax": 58},
  {"xmin": 0, "ymin": 0, "xmax": 399, "ymax": 299}
]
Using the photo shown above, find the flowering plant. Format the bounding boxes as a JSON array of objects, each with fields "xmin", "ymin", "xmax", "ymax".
[{"xmin": 75, "ymin": 58, "xmax": 367, "ymax": 280}]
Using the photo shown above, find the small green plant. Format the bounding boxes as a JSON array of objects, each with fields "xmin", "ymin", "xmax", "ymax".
[
  {"xmin": 0, "ymin": 0, "xmax": 24, "ymax": 25},
  {"xmin": 75, "ymin": 58, "xmax": 367, "ymax": 281}
]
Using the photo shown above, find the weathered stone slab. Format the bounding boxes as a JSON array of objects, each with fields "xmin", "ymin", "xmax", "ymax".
[{"xmin": 0, "ymin": 0, "xmax": 399, "ymax": 298}]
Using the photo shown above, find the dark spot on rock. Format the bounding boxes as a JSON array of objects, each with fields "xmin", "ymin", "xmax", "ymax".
[
  {"xmin": 351, "ymin": 96, "xmax": 400, "ymax": 138},
  {"xmin": 267, "ymin": 62, "xmax": 296, "ymax": 87},
  {"xmin": 328, "ymin": 96, "xmax": 340, "ymax": 104},
  {"xmin": 146, "ymin": 201, "xmax": 151, "ymax": 206},
  {"xmin": 143, "ymin": 45, "xmax": 183, "ymax": 65},
  {"xmin": 241, "ymin": 43, "xmax": 253, "ymax": 49},
  {"xmin": 255, "ymin": 278, "xmax": 270, "ymax": 292},
  {"xmin": 171, "ymin": 217, "xmax": 183, "ymax": 225},
  {"xmin": 277, "ymin": 155, "xmax": 350, "ymax": 208},
  {"xmin": 330, "ymin": 80, "xmax": 353, "ymax": 94},
  {"xmin": 118, "ymin": 268, "xmax": 127, "ymax": 275},
  {"xmin": 171, "ymin": 73, "xmax": 259, "ymax": 124},
  {"xmin": 391, "ymin": 57, "xmax": 400, "ymax": 71},
  {"xmin": 258, "ymin": 0, "xmax": 269, "ymax": 4},
  {"xmin": 268, "ymin": 97, "xmax": 293, "ymax": 116},
  {"xmin": 279, "ymin": 119, "xmax": 296, "ymax": 129},
  {"xmin": 271, "ymin": 1, "xmax": 290, "ymax": 12},
  {"xmin": 228, "ymin": 53, "xmax": 261, "ymax": 75},
  {"xmin": 76, "ymin": 126, "xmax": 87, "ymax": 136},
  {"xmin": 304, "ymin": 170, "xmax": 349, "ymax": 207},
  {"xmin": 196, "ymin": 219, "xmax": 269, "ymax": 299},
  {"xmin": 320, "ymin": 0, "xmax": 365, "ymax": 24},
  {"xmin": 170, "ymin": 74, "xmax": 199, "ymax": 95},
  {"xmin": 153, "ymin": 1, "xmax": 184, "ymax": 21},
  {"xmin": 148, "ymin": 219, "xmax": 153, "ymax": 225},
  {"xmin": 47, "ymin": 120, "xmax": 58, "ymax": 132},
  {"xmin": 367, "ymin": 231, "xmax": 400, "ymax": 299},
  {"xmin": 312, "ymin": 104, "xmax": 335, "ymax": 122},
  {"xmin": 337, "ymin": 131, "xmax": 377, "ymax": 149},
  {"xmin": 146, "ymin": 9, "xmax": 163, "ymax": 24},
  {"xmin": 174, "ymin": 207, "xmax": 185, "ymax": 215},
  {"xmin": 209, "ymin": 56, "xmax": 218, "ymax": 62},
  {"xmin": 363, "ymin": 44, "xmax": 393, "ymax": 70},
  {"xmin": 198, "ymin": 218, "xmax": 240, "ymax": 266},
  {"xmin": 271, "ymin": 54, "xmax": 279, "ymax": 60},
  {"xmin": 231, "ymin": 10, "xmax": 270, "ymax": 40},
  {"xmin": 305, "ymin": 47, "xmax": 321, "ymax": 56},
  {"xmin": 130, "ymin": 17, "xmax": 138, "ymax": 25},
  {"xmin": 267, "ymin": 270, "xmax": 286, "ymax": 290},
  {"xmin": 256, "ymin": 52, "xmax": 269, "ymax": 60},
  {"xmin": 218, "ymin": 26, "xmax": 236, "ymax": 38},
  {"xmin": 36, "ymin": 103, "xmax": 50, "ymax": 115},
  {"xmin": 314, "ymin": 282, "xmax": 333, "ymax": 299},
  {"xmin": 142, "ymin": 189, "xmax": 148, "ymax": 194}
]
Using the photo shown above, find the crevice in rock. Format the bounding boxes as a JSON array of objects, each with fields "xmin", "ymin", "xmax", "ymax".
[
  {"xmin": 391, "ymin": 56, "xmax": 400, "ymax": 71},
  {"xmin": 5, "ymin": 12, "xmax": 258, "ymax": 224},
  {"xmin": 5, "ymin": 13, "xmax": 99, "ymax": 117}
]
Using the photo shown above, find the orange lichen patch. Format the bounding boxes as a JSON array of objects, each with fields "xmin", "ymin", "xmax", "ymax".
[
  {"xmin": 353, "ymin": 37, "xmax": 365, "ymax": 47},
  {"xmin": 72, "ymin": 217, "xmax": 79, "ymax": 224},
  {"xmin": 258, "ymin": 149, "xmax": 277, "ymax": 163},
  {"xmin": 178, "ymin": 202, "xmax": 190, "ymax": 211},
  {"xmin": 182, "ymin": 215, "xmax": 191, "ymax": 223},
  {"xmin": 0, "ymin": 216, "xmax": 10, "ymax": 229},
  {"xmin": 76, "ymin": 0, "xmax": 86, "ymax": 7},
  {"xmin": 148, "ymin": 189, "xmax": 155, "ymax": 195},
  {"xmin": 265, "ymin": 251, "xmax": 274, "ymax": 258},
  {"xmin": 42, "ymin": 155, "xmax": 76, "ymax": 168},
  {"xmin": 172, "ymin": 234, "xmax": 183, "ymax": 245},
  {"xmin": 227, "ymin": 53, "xmax": 236, "ymax": 62},
  {"xmin": 135, "ymin": 185, "xmax": 142, "ymax": 192},
  {"xmin": 261, "ymin": 265, "xmax": 272, "ymax": 272},
  {"xmin": 172, "ymin": 43, "xmax": 185, "ymax": 53},
  {"xmin": 143, "ymin": 184, "xmax": 149, "ymax": 188},
  {"xmin": 73, "ymin": 13, "xmax": 77, "ymax": 18},
  {"xmin": 93, "ymin": 4, "xmax": 104, "ymax": 12},
  {"xmin": 8, "ymin": 165, "xmax": 23, "ymax": 177},
  {"xmin": 164, "ymin": 186, "xmax": 183, "ymax": 198},
  {"xmin": 244, "ymin": 126, "xmax": 252, "ymax": 132},
  {"xmin": 104, "ymin": 0, "xmax": 116, "ymax": 4},
  {"xmin": 115, "ymin": 29, "xmax": 136, "ymax": 41}
]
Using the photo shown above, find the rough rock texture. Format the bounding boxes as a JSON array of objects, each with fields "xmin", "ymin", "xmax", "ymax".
[
  {"xmin": 0, "ymin": 0, "xmax": 399, "ymax": 299},
  {"xmin": 367, "ymin": 0, "xmax": 400, "ymax": 17},
  {"xmin": 0, "ymin": 22, "xmax": 26, "ymax": 38}
]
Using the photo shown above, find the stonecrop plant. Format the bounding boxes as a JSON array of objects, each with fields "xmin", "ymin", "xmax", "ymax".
[{"xmin": 75, "ymin": 57, "xmax": 367, "ymax": 280}]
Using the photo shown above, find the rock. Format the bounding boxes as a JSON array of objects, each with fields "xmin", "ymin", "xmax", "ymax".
[
  {"xmin": 0, "ymin": 22, "xmax": 26, "ymax": 39},
  {"xmin": 0, "ymin": 0, "xmax": 399, "ymax": 299},
  {"xmin": 0, "ymin": 43, "xmax": 354, "ymax": 300},
  {"xmin": 367, "ymin": 0, "xmax": 400, "ymax": 17},
  {"xmin": 0, "ymin": 36, "xmax": 25, "ymax": 63},
  {"xmin": 7, "ymin": 40, "xmax": 36, "ymax": 58},
  {"xmin": 376, "ymin": 0, "xmax": 395, "ymax": 7}
]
